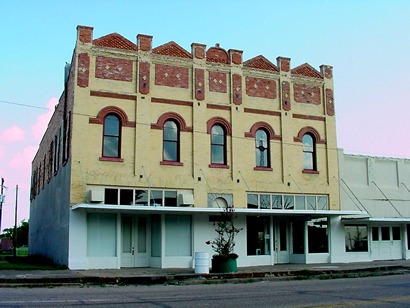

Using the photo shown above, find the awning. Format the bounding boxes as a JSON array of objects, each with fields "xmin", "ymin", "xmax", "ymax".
[
  {"xmin": 71, "ymin": 203, "xmax": 365, "ymax": 218},
  {"xmin": 342, "ymin": 216, "xmax": 410, "ymax": 224}
]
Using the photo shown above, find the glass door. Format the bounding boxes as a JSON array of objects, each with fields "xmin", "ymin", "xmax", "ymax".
[{"xmin": 274, "ymin": 219, "xmax": 290, "ymax": 264}]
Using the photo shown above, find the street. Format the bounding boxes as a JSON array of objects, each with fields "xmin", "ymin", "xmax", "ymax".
[{"xmin": 0, "ymin": 274, "xmax": 410, "ymax": 307}]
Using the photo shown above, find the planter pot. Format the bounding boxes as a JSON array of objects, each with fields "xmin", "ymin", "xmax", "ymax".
[{"xmin": 211, "ymin": 257, "xmax": 238, "ymax": 273}]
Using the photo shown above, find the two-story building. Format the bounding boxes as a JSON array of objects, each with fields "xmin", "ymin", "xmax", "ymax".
[{"xmin": 29, "ymin": 25, "xmax": 363, "ymax": 270}]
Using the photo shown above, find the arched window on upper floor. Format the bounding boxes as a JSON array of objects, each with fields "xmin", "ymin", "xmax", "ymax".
[
  {"xmin": 302, "ymin": 133, "xmax": 316, "ymax": 171},
  {"xmin": 255, "ymin": 129, "xmax": 270, "ymax": 168},
  {"xmin": 103, "ymin": 114, "xmax": 121, "ymax": 158},
  {"xmin": 163, "ymin": 120, "xmax": 180, "ymax": 163},
  {"xmin": 211, "ymin": 125, "xmax": 227, "ymax": 165}
]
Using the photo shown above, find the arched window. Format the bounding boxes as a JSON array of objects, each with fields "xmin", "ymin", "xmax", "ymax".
[
  {"xmin": 256, "ymin": 129, "xmax": 270, "ymax": 168},
  {"xmin": 103, "ymin": 114, "xmax": 121, "ymax": 158},
  {"xmin": 163, "ymin": 120, "xmax": 179, "ymax": 162},
  {"xmin": 211, "ymin": 125, "xmax": 226, "ymax": 165},
  {"xmin": 302, "ymin": 133, "xmax": 316, "ymax": 170}
]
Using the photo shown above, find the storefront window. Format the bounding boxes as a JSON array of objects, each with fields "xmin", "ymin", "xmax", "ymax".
[
  {"xmin": 345, "ymin": 225, "xmax": 368, "ymax": 252},
  {"xmin": 308, "ymin": 218, "xmax": 328, "ymax": 253}
]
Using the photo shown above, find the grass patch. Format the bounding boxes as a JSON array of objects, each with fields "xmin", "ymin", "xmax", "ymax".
[{"xmin": 0, "ymin": 254, "xmax": 64, "ymax": 270}]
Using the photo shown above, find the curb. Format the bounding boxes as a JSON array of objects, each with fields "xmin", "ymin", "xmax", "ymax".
[{"xmin": 0, "ymin": 265, "xmax": 409, "ymax": 287}]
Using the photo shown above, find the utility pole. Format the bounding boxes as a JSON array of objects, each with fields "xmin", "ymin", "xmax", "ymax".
[
  {"xmin": 0, "ymin": 177, "xmax": 4, "ymax": 234},
  {"xmin": 13, "ymin": 185, "xmax": 18, "ymax": 257}
]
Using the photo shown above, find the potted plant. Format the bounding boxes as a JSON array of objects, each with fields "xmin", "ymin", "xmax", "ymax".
[{"xmin": 207, "ymin": 205, "xmax": 242, "ymax": 273}]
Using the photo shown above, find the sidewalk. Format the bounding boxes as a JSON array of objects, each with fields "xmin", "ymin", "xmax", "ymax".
[{"xmin": 1, "ymin": 260, "xmax": 410, "ymax": 287}]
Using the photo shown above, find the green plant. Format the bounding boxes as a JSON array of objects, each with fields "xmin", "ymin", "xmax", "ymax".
[{"xmin": 207, "ymin": 206, "xmax": 242, "ymax": 260}]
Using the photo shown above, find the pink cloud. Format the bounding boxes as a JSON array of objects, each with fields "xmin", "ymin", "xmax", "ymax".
[
  {"xmin": 9, "ymin": 146, "xmax": 38, "ymax": 169},
  {"xmin": 0, "ymin": 125, "xmax": 25, "ymax": 143},
  {"xmin": 31, "ymin": 97, "xmax": 58, "ymax": 142}
]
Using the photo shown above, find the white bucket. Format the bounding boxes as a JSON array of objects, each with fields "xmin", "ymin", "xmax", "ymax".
[{"xmin": 194, "ymin": 252, "xmax": 209, "ymax": 274}]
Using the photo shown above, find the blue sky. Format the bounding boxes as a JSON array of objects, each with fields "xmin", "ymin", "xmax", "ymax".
[{"xmin": 0, "ymin": 1, "xmax": 409, "ymax": 230}]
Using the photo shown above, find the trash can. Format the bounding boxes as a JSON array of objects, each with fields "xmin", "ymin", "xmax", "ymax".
[{"xmin": 194, "ymin": 252, "xmax": 209, "ymax": 274}]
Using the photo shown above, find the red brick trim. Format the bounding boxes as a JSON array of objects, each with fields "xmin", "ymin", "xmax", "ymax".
[
  {"xmin": 254, "ymin": 166, "xmax": 273, "ymax": 171},
  {"xmin": 292, "ymin": 114, "xmax": 325, "ymax": 121},
  {"xmin": 99, "ymin": 157, "xmax": 124, "ymax": 162},
  {"xmin": 90, "ymin": 90, "xmax": 137, "ymax": 101},
  {"xmin": 207, "ymin": 104, "xmax": 231, "ymax": 111},
  {"xmin": 244, "ymin": 108, "xmax": 281, "ymax": 117},
  {"xmin": 207, "ymin": 117, "xmax": 232, "ymax": 136},
  {"xmin": 151, "ymin": 97, "xmax": 193, "ymax": 107},
  {"xmin": 294, "ymin": 126, "xmax": 326, "ymax": 144},
  {"xmin": 302, "ymin": 169, "xmax": 319, "ymax": 174},
  {"xmin": 244, "ymin": 121, "xmax": 281, "ymax": 140},
  {"xmin": 209, "ymin": 163, "xmax": 230, "ymax": 169},
  {"xmin": 89, "ymin": 106, "xmax": 136, "ymax": 128},
  {"xmin": 160, "ymin": 161, "xmax": 184, "ymax": 166},
  {"xmin": 151, "ymin": 112, "xmax": 192, "ymax": 132}
]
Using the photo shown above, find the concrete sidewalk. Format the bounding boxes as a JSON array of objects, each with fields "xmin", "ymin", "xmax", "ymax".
[{"xmin": 1, "ymin": 260, "xmax": 410, "ymax": 287}]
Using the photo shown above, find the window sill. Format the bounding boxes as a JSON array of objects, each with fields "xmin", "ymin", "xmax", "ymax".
[
  {"xmin": 160, "ymin": 161, "xmax": 184, "ymax": 166},
  {"xmin": 254, "ymin": 166, "xmax": 273, "ymax": 171},
  {"xmin": 209, "ymin": 163, "xmax": 229, "ymax": 169},
  {"xmin": 302, "ymin": 169, "xmax": 319, "ymax": 174},
  {"xmin": 100, "ymin": 157, "xmax": 124, "ymax": 162}
]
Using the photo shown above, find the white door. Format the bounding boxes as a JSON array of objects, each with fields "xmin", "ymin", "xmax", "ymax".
[
  {"xmin": 274, "ymin": 219, "xmax": 290, "ymax": 264},
  {"xmin": 121, "ymin": 216, "xmax": 149, "ymax": 267}
]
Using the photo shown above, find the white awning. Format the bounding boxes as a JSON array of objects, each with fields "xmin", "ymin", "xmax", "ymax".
[{"xmin": 71, "ymin": 203, "xmax": 365, "ymax": 218}]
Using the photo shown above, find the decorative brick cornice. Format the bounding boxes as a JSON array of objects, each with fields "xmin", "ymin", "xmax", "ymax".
[
  {"xmin": 151, "ymin": 97, "xmax": 193, "ymax": 107},
  {"xmin": 292, "ymin": 114, "xmax": 325, "ymax": 121},
  {"xmin": 90, "ymin": 90, "xmax": 137, "ymax": 101},
  {"xmin": 244, "ymin": 108, "xmax": 281, "ymax": 117},
  {"xmin": 207, "ymin": 104, "xmax": 231, "ymax": 111}
]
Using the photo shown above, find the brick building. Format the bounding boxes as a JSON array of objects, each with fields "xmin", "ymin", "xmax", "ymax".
[{"xmin": 30, "ymin": 25, "xmax": 362, "ymax": 269}]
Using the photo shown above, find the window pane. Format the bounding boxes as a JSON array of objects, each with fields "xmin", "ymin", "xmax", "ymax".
[
  {"xmin": 164, "ymin": 191, "xmax": 177, "ymax": 207},
  {"xmin": 306, "ymin": 196, "xmax": 316, "ymax": 210},
  {"xmin": 272, "ymin": 195, "xmax": 282, "ymax": 209},
  {"xmin": 211, "ymin": 125, "xmax": 224, "ymax": 145},
  {"xmin": 150, "ymin": 190, "xmax": 163, "ymax": 206},
  {"xmin": 256, "ymin": 147, "xmax": 268, "ymax": 167},
  {"xmin": 135, "ymin": 190, "xmax": 148, "ymax": 206},
  {"xmin": 120, "ymin": 189, "xmax": 133, "ymax": 205},
  {"xmin": 279, "ymin": 220, "xmax": 287, "ymax": 251},
  {"xmin": 295, "ymin": 196, "xmax": 305, "ymax": 210},
  {"xmin": 372, "ymin": 227, "xmax": 379, "ymax": 241},
  {"xmin": 164, "ymin": 121, "xmax": 177, "ymax": 141},
  {"xmin": 381, "ymin": 226, "xmax": 390, "ymax": 240},
  {"xmin": 260, "ymin": 194, "xmax": 271, "ymax": 209},
  {"xmin": 302, "ymin": 134, "xmax": 313, "ymax": 152},
  {"xmin": 292, "ymin": 221, "xmax": 305, "ymax": 254},
  {"xmin": 304, "ymin": 152, "xmax": 313, "ymax": 170},
  {"xmin": 317, "ymin": 196, "xmax": 328, "ymax": 210},
  {"xmin": 105, "ymin": 188, "xmax": 118, "ymax": 205},
  {"xmin": 308, "ymin": 218, "xmax": 328, "ymax": 253},
  {"xmin": 151, "ymin": 215, "xmax": 161, "ymax": 257},
  {"xmin": 284, "ymin": 195, "xmax": 294, "ymax": 209},
  {"xmin": 165, "ymin": 215, "xmax": 192, "ymax": 256},
  {"xmin": 122, "ymin": 216, "xmax": 132, "ymax": 253},
  {"xmin": 87, "ymin": 213, "xmax": 117, "ymax": 257},
  {"xmin": 211, "ymin": 145, "xmax": 224, "ymax": 164},
  {"xmin": 103, "ymin": 136, "xmax": 119, "ymax": 157},
  {"xmin": 104, "ymin": 115, "xmax": 120, "ymax": 136},
  {"xmin": 164, "ymin": 141, "xmax": 177, "ymax": 161},
  {"xmin": 392, "ymin": 227, "xmax": 401, "ymax": 240},
  {"xmin": 247, "ymin": 194, "xmax": 258, "ymax": 209},
  {"xmin": 138, "ymin": 217, "xmax": 147, "ymax": 253},
  {"xmin": 345, "ymin": 225, "xmax": 368, "ymax": 252},
  {"xmin": 247, "ymin": 216, "xmax": 270, "ymax": 255}
]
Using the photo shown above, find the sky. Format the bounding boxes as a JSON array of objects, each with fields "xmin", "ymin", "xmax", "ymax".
[{"xmin": 0, "ymin": 1, "xmax": 409, "ymax": 231}]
